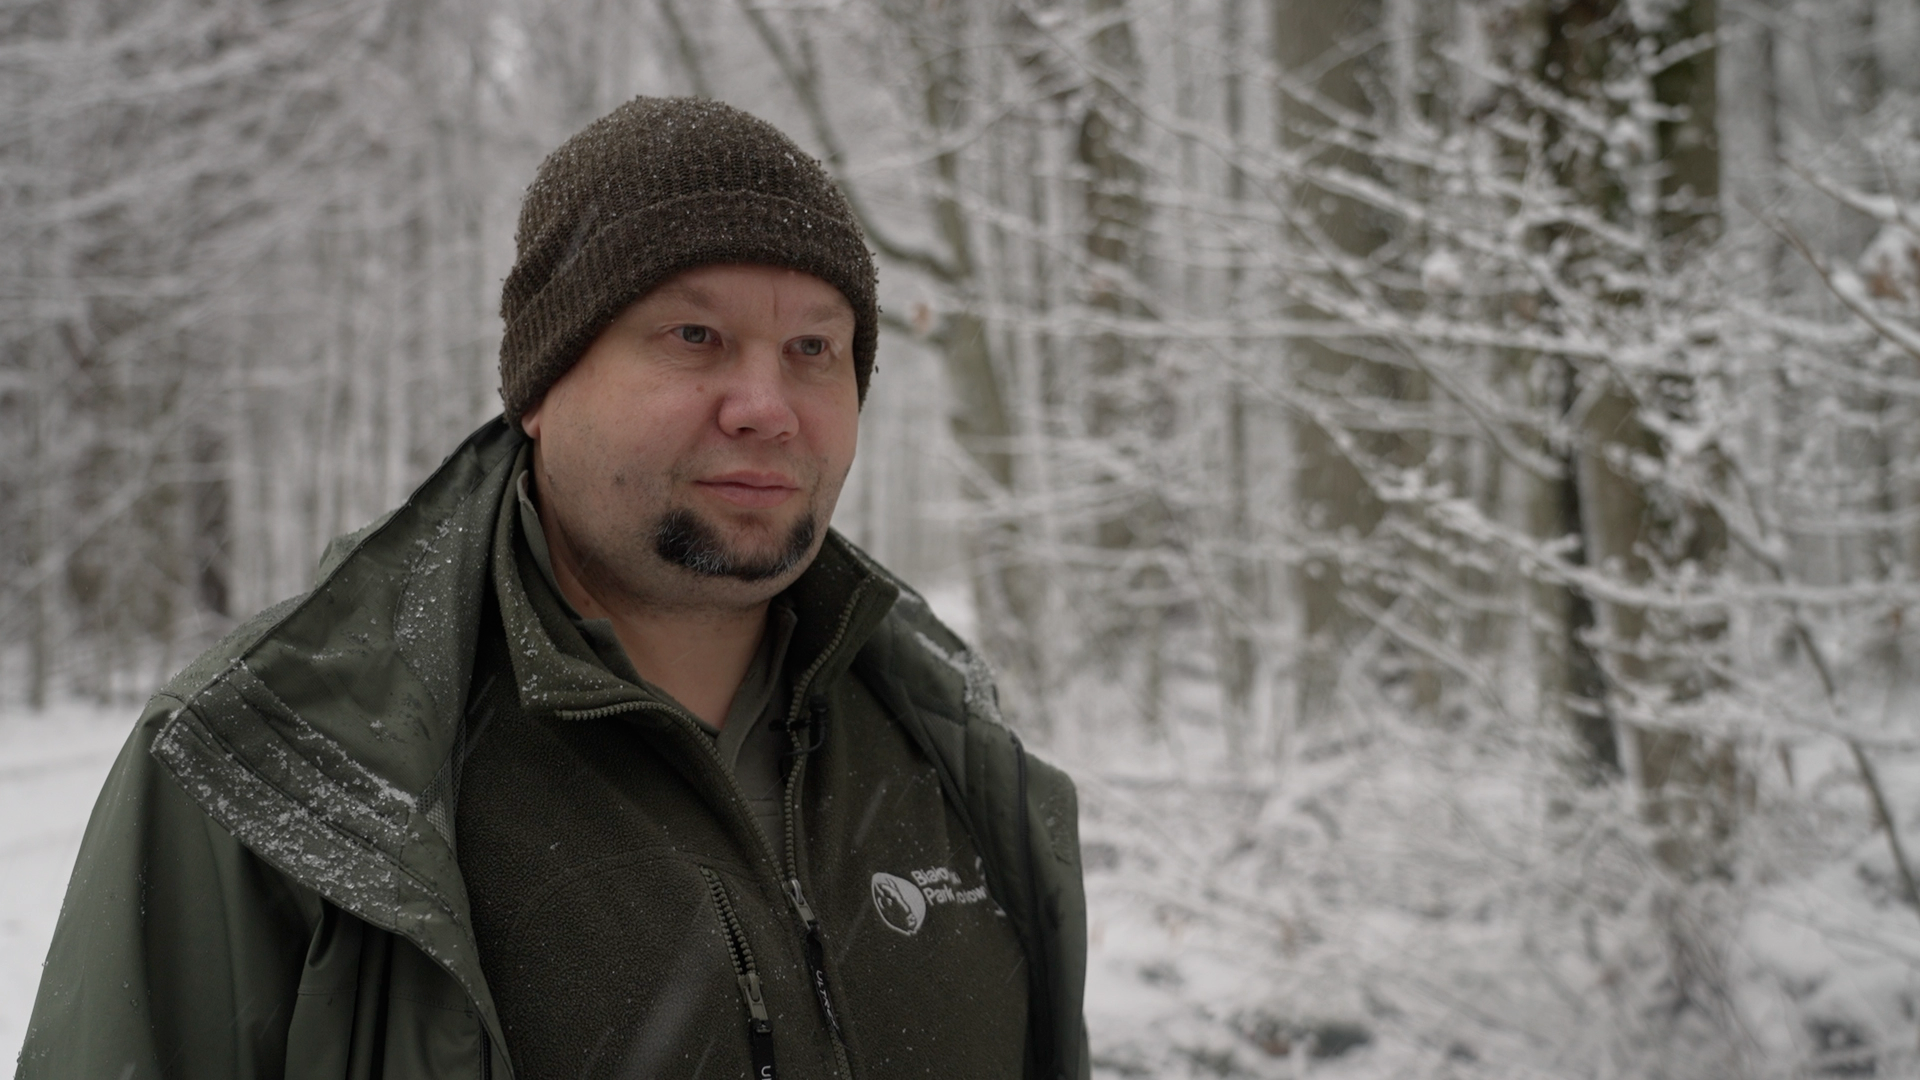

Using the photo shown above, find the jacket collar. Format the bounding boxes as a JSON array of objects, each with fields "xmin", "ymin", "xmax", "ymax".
[{"xmin": 151, "ymin": 415, "xmax": 522, "ymax": 1053}]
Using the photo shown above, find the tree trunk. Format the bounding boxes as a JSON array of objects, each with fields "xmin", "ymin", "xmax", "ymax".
[
  {"xmin": 1543, "ymin": 0, "xmax": 1737, "ymax": 875},
  {"xmin": 1269, "ymin": 0, "xmax": 1416, "ymax": 727},
  {"xmin": 1075, "ymin": 0, "xmax": 1169, "ymax": 728}
]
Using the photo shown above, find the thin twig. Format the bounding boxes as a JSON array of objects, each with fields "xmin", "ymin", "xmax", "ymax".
[
  {"xmin": 735, "ymin": 0, "xmax": 962, "ymax": 282},
  {"xmin": 1775, "ymin": 529, "xmax": 1920, "ymax": 920},
  {"xmin": 1848, "ymin": 738, "xmax": 1920, "ymax": 914}
]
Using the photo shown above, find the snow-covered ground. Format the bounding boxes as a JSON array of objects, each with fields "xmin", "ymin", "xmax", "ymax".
[{"xmin": 0, "ymin": 701, "xmax": 129, "ymax": 1059}]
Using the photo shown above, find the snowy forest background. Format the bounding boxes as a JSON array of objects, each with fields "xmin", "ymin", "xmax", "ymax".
[{"xmin": 5, "ymin": 0, "xmax": 1920, "ymax": 1075}]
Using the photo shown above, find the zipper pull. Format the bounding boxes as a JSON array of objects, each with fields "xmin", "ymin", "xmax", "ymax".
[
  {"xmin": 738, "ymin": 972, "xmax": 776, "ymax": 1078},
  {"xmin": 737, "ymin": 971, "xmax": 770, "ymax": 1023},
  {"xmin": 785, "ymin": 877, "xmax": 844, "ymax": 1042},
  {"xmin": 785, "ymin": 878, "xmax": 819, "ymax": 928}
]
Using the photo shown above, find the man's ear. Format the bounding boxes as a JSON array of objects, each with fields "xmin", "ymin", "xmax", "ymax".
[{"xmin": 520, "ymin": 400, "xmax": 545, "ymax": 440}]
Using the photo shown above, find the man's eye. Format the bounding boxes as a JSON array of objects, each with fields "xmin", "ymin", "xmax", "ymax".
[
  {"xmin": 676, "ymin": 325, "xmax": 712, "ymax": 345},
  {"xmin": 793, "ymin": 338, "xmax": 826, "ymax": 357}
]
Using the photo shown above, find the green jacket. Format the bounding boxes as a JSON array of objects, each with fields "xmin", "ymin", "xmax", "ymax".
[{"xmin": 16, "ymin": 418, "xmax": 1088, "ymax": 1080}]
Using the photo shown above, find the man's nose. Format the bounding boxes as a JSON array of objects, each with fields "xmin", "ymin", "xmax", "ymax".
[{"xmin": 716, "ymin": 345, "xmax": 800, "ymax": 439}]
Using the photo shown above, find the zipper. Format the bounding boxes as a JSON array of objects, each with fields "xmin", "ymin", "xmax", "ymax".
[
  {"xmin": 702, "ymin": 868, "xmax": 780, "ymax": 1079},
  {"xmin": 785, "ymin": 875, "xmax": 845, "ymax": 1043},
  {"xmin": 778, "ymin": 579, "xmax": 869, "ymax": 882},
  {"xmin": 780, "ymin": 730, "xmax": 857, "ymax": 1079},
  {"xmin": 775, "ymin": 582, "xmax": 870, "ymax": 1080}
]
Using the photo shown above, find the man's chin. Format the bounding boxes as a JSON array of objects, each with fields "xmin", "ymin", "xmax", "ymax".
[{"xmin": 653, "ymin": 507, "xmax": 818, "ymax": 583}]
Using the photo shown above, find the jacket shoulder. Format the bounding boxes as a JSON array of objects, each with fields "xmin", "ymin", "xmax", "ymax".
[
  {"xmin": 151, "ymin": 506, "xmax": 398, "ymax": 707},
  {"xmin": 157, "ymin": 594, "xmax": 308, "ymax": 705},
  {"xmin": 857, "ymin": 574, "xmax": 1002, "ymax": 731},
  {"xmin": 314, "ymin": 508, "xmax": 398, "ymax": 580}
]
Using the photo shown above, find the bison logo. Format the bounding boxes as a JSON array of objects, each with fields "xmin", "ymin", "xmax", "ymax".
[{"xmin": 870, "ymin": 872, "xmax": 928, "ymax": 936}]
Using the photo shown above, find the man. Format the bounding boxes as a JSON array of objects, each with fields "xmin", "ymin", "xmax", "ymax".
[{"xmin": 17, "ymin": 97, "xmax": 1088, "ymax": 1080}]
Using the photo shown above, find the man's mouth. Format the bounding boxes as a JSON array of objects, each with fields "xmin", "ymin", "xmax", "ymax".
[{"xmin": 696, "ymin": 471, "xmax": 801, "ymax": 509}]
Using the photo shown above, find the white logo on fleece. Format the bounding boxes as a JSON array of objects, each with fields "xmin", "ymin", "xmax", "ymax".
[{"xmin": 870, "ymin": 865, "xmax": 992, "ymax": 936}]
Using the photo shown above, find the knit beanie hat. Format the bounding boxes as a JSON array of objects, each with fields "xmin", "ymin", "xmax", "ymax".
[{"xmin": 498, "ymin": 97, "xmax": 879, "ymax": 422}]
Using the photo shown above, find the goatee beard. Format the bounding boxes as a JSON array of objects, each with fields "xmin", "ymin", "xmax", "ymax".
[{"xmin": 653, "ymin": 508, "xmax": 817, "ymax": 582}]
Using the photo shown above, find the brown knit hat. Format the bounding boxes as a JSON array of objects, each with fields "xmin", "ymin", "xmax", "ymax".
[{"xmin": 498, "ymin": 97, "xmax": 879, "ymax": 422}]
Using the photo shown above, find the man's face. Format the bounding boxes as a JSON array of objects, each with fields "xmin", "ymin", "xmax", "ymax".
[{"xmin": 520, "ymin": 263, "xmax": 860, "ymax": 611}]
